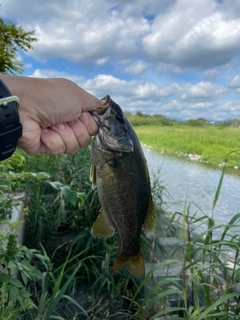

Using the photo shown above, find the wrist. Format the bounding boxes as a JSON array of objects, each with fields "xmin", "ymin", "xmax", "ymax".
[
  {"xmin": 0, "ymin": 74, "xmax": 24, "ymax": 97},
  {"xmin": 0, "ymin": 75, "xmax": 46, "ymax": 126},
  {"xmin": 0, "ymin": 77, "xmax": 22, "ymax": 160}
]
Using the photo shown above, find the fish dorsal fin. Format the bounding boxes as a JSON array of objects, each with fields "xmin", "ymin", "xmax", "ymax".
[
  {"xmin": 142, "ymin": 195, "xmax": 156, "ymax": 237},
  {"xmin": 91, "ymin": 208, "xmax": 115, "ymax": 238},
  {"xmin": 90, "ymin": 162, "xmax": 96, "ymax": 188}
]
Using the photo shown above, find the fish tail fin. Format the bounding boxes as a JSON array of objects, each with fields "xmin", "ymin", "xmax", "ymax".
[{"xmin": 112, "ymin": 252, "xmax": 145, "ymax": 279}]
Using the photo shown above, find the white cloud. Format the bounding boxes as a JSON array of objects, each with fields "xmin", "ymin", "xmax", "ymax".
[
  {"xmin": 96, "ymin": 58, "xmax": 108, "ymax": 66},
  {"xmin": 83, "ymin": 74, "xmax": 180, "ymax": 100},
  {"xmin": 31, "ymin": 69, "xmax": 85, "ymax": 84},
  {"xmin": 1, "ymin": 0, "xmax": 150, "ymax": 64},
  {"xmin": 180, "ymin": 82, "xmax": 228, "ymax": 101},
  {"xmin": 230, "ymin": 75, "xmax": 240, "ymax": 88},
  {"xmin": 31, "ymin": 70, "xmax": 229, "ymax": 113},
  {"xmin": 2, "ymin": 0, "xmax": 240, "ymax": 71},
  {"xmin": 124, "ymin": 61, "xmax": 149, "ymax": 75},
  {"xmin": 216, "ymin": 101, "xmax": 240, "ymax": 119},
  {"xmin": 26, "ymin": 68, "xmax": 240, "ymax": 120},
  {"xmin": 203, "ymin": 69, "xmax": 219, "ymax": 81},
  {"xmin": 2, "ymin": 0, "xmax": 240, "ymax": 121},
  {"xmin": 143, "ymin": 0, "xmax": 240, "ymax": 69},
  {"xmin": 24, "ymin": 63, "xmax": 33, "ymax": 69}
]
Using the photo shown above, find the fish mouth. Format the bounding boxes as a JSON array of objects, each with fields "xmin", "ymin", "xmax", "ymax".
[
  {"xmin": 91, "ymin": 95, "xmax": 112, "ymax": 125},
  {"xmin": 89, "ymin": 95, "xmax": 110, "ymax": 121},
  {"xmin": 100, "ymin": 95, "xmax": 111, "ymax": 109},
  {"xmin": 95, "ymin": 95, "xmax": 111, "ymax": 115}
]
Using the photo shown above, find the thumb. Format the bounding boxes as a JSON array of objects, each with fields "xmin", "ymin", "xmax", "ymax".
[{"xmin": 79, "ymin": 90, "xmax": 101, "ymax": 113}]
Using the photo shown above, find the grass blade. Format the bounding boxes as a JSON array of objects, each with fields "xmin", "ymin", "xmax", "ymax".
[{"xmin": 212, "ymin": 164, "xmax": 225, "ymax": 212}]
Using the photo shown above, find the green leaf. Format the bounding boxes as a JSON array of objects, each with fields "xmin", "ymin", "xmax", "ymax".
[
  {"xmin": 25, "ymin": 249, "xmax": 33, "ymax": 261},
  {"xmin": 60, "ymin": 186, "xmax": 78, "ymax": 206},
  {"xmin": 0, "ymin": 17, "xmax": 37, "ymax": 74},
  {"xmin": 11, "ymin": 278, "xmax": 23, "ymax": 288},
  {"xmin": 19, "ymin": 287, "xmax": 31, "ymax": 298},
  {"xmin": 196, "ymin": 292, "xmax": 240, "ymax": 319},
  {"xmin": 49, "ymin": 181, "xmax": 63, "ymax": 190},
  {"xmin": 213, "ymin": 164, "xmax": 225, "ymax": 211},
  {"xmin": 7, "ymin": 260, "xmax": 17, "ymax": 269},
  {"xmin": 21, "ymin": 271, "xmax": 28, "ymax": 286},
  {"xmin": 21, "ymin": 172, "xmax": 36, "ymax": 179},
  {"xmin": 44, "ymin": 264, "xmax": 81, "ymax": 319},
  {"xmin": 63, "ymin": 295, "xmax": 88, "ymax": 315},
  {"xmin": 221, "ymin": 212, "xmax": 240, "ymax": 241},
  {"xmin": 0, "ymin": 273, "xmax": 10, "ymax": 283},
  {"xmin": 9, "ymin": 286, "xmax": 19, "ymax": 301},
  {"xmin": 35, "ymin": 172, "xmax": 51, "ymax": 180}
]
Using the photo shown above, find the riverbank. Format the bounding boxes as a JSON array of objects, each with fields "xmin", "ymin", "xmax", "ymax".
[
  {"xmin": 134, "ymin": 125, "xmax": 240, "ymax": 169},
  {"xmin": 143, "ymin": 143, "xmax": 240, "ymax": 174}
]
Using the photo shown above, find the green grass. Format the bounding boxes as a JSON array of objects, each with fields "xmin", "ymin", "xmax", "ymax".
[
  {"xmin": 0, "ymin": 149, "xmax": 167, "ymax": 319},
  {"xmin": 134, "ymin": 125, "xmax": 240, "ymax": 167},
  {"xmin": 2, "ymin": 145, "xmax": 240, "ymax": 318}
]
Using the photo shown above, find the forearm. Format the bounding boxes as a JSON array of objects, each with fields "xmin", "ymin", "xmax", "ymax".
[{"xmin": 0, "ymin": 74, "xmax": 28, "ymax": 99}]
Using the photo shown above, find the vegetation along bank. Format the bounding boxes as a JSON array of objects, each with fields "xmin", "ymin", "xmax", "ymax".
[{"xmin": 126, "ymin": 112, "xmax": 240, "ymax": 169}]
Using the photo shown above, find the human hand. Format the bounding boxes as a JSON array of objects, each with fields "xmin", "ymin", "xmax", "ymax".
[{"xmin": 1, "ymin": 75, "xmax": 100, "ymax": 155}]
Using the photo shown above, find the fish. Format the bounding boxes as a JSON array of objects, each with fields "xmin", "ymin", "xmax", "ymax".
[{"xmin": 90, "ymin": 95, "xmax": 156, "ymax": 279}]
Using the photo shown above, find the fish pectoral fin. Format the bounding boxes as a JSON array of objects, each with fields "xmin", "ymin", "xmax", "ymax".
[
  {"xmin": 112, "ymin": 252, "xmax": 145, "ymax": 279},
  {"xmin": 142, "ymin": 195, "xmax": 156, "ymax": 237},
  {"xmin": 90, "ymin": 162, "xmax": 96, "ymax": 189},
  {"xmin": 91, "ymin": 208, "xmax": 114, "ymax": 238}
]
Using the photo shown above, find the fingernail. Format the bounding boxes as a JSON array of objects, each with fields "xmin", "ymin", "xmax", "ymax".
[
  {"xmin": 80, "ymin": 112, "xmax": 89, "ymax": 125},
  {"xmin": 67, "ymin": 120, "xmax": 75, "ymax": 126},
  {"xmin": 54, "ymin": 123, "xmax": 65, "ymax": 131},
  {"xmin": 42, "ymin": 128, "xmax": 49, "ymax": 133}
]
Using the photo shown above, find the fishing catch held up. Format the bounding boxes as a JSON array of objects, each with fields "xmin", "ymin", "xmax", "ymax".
[{"xmin": 90, "ymin": 95, "xmax": 156, "ymax": 279}]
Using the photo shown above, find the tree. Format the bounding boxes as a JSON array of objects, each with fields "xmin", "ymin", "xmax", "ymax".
[
  {"xmin": 136, "ymin": 111, "xmax": 144, "ymax": 117},
  {"xmin": 0, "ymin": 17, "xmax": 37, "ymax": 74}
]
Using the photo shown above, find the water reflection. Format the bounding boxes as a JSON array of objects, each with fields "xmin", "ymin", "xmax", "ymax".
[{"xmin": 144, "ymin": 147, "xmax": 240, "ymax": 228}]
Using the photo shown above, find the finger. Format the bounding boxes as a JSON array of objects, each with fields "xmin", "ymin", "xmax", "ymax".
[
  {"xmin": 40, "ymin": 128, "xmax": 66, "ymax": 155},
  {"xmin": 50, "ymin": 123, "xmax": 81, "ymax": 155},
  {"xmin": 18, "ymin": 129, "xmax": 41, "ymax": 156},
  {"xmin": 67, "ymin": 119, "xmax": 92, "ymax": 148},
  {"xmin": 79, "ymin": 112, "xmax": 98, "ymax": 136},
  {"xmin": 78, "ymin": 90, "xmax": 101, "ymax": 113},
  {"xmin": 50, "ymin": 78, "xmax": 101, "ymax": 114}
]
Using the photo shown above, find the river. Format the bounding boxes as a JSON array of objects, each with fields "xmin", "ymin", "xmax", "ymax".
[{"xmin": 144, "ymin": 147, "xmax": 240, "ymax": 234}]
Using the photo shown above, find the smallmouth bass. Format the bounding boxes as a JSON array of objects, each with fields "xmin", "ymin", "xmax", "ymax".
[{"xmin": 90, "ymin": 95, "xmax": 156, "ymax": 278}]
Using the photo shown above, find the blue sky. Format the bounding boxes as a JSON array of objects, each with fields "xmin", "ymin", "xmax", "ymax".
[{"xmin": 2, "ymin": 0, "xmax": 240, "ymax": 120}]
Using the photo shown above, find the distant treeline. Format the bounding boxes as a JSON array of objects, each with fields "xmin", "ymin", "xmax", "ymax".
[{"xmin": 125, "ymin": 111, "xmax": 240, "ymax": 127}]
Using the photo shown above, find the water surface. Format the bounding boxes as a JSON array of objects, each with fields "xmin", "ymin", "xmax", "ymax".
[{"xmin": 144, "ymin": 147, "xmax": 240, "ymax": 229}]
